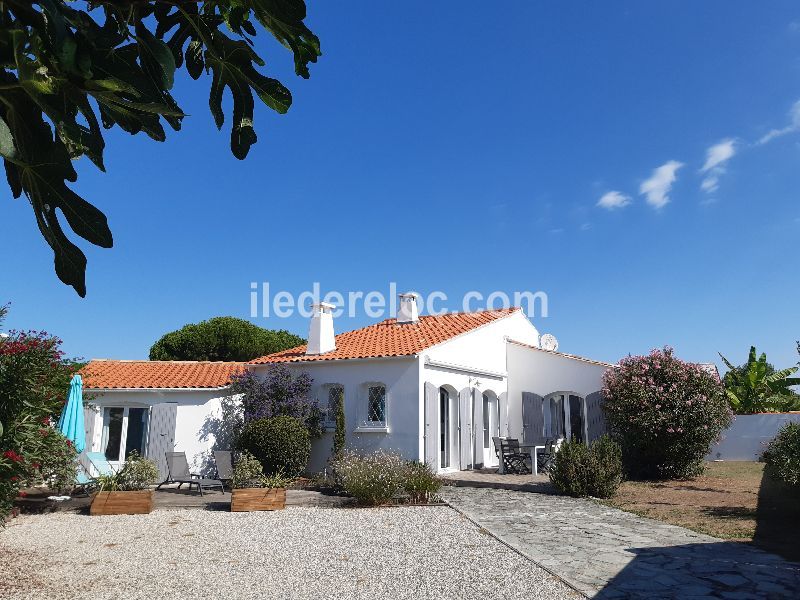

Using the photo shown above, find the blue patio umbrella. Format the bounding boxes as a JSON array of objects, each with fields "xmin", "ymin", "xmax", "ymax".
[{"xmin": 58, "ymin": 374, "xmax": 86, "ymax": 453}]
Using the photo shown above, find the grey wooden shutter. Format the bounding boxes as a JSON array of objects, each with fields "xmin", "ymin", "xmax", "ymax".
[
  {"xmin": 472, "ymin": 389, "xmax": 484, "ymax": 469},
  {"xmin": 423, "ymin": 383, "xmax": 438, "ymax": 468},
  {"xmin": 459, "ymin": 388, "xmax": 472, "ymax": 470},
  {"xmin": 522, "ymin": 392, "xmax": 545, "ymax": 444},
  {"xmin": 147, "ymin": 402, "xmax": 177, "ymax": 479},
  {"xmin": 585, "ymin": 391, "xmax": 607, "ymax": 442},
  {"xmin": 83, "ymin": 406, "xmax": 96, "ymax": 452}
]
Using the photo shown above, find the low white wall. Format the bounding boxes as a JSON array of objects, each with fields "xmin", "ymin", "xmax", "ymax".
[{"xmin": 707, "ymin": 413, "xmax": 800, "ymax": 461}]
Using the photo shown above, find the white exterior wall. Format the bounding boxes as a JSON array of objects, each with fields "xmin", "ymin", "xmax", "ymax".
[
  {"xmin": 425, "ymin": 310, "xmax": 540, "ymax": 373},
  {"xmin": 84, "ymin": 389, "xmax": 225, "ymax": 469},
  {"xmin": 251, "ymin": 357, "xmax": 421, "ymax": 473},
  {"xmin": 506, "ymin": 343, "xmax": 610, "ymax": 440},
  {"xmin": 707, "ymin": 413, "xmax": 800, "ymax": 461},
  {"xmin": 416, "ymin": 311, "xmax": 539, "ymax": 470}
]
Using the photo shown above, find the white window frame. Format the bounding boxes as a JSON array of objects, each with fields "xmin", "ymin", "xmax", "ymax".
[
  {"xmin": 321, "ymin": 383, "xmax": 344, "ymax": 430},
  {"xmin": 355, "ymin": 382, "xmax": 389, "ymax": 433}
]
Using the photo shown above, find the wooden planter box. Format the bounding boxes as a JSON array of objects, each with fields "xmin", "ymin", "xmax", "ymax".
[
  {"xmin": 90, "ymin": 490, "xmax": 154, "ymax": 516},
  {"xmin": 231, "ymin": 487, "xmax": 286, "ymax": 512}
]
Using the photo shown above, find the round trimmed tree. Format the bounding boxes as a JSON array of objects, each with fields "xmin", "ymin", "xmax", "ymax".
[
  {"xmin": 602, "ymin": 347, "xmax": 732, "ymax": 479},
  {"xmin": 236, "ymin": 416, "xmax": 311, "ymax": 478}
]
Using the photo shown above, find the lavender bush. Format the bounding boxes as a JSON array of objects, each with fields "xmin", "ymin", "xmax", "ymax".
[
  {"xmin": 602, "ymin": 347, "xmax": 732, "ymax": 480},
  {"xmin": 230, "ymin": 366, "xmax": 323, "ymax": 437}
]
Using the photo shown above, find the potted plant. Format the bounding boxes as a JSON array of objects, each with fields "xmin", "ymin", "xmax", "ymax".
[
  {"xmin": 90, "ymin": 452, "xmax": 159, "ymax": 515},
  {"xmin": 230, "ymin": 451, "xmax": 291, "ymax": 512}
]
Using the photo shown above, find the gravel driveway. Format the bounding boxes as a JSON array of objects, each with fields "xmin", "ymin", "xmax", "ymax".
[{"xmin": 0, "ymin": 507, "xmax": 577, "ymax": 600}]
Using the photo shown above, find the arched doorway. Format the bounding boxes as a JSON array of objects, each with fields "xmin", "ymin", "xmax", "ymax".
[{"xmin": 482, "ymin": 391, "xmax": 500, "ymax": 467}]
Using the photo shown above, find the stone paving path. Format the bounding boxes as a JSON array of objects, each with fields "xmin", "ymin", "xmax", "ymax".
[{"xmin": 441, "ymin": 486, "xmax": 800, "ymax": 599}]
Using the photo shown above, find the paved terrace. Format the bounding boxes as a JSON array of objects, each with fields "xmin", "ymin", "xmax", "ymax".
[{"xmin": 440, "ymin": 477, "xmax": 800, "ymax": 599}]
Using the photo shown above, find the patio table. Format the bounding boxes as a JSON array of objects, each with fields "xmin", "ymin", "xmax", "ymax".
[{"xmin": 517, "ymin": 444, "xmax": 546, "ymax": 475}]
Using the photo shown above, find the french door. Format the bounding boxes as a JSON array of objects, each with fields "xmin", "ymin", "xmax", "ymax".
[
  {"xmin": 483, "ymin": 394, "xmax": 499, "ymax": 467},
  {"xmin": 101, "ymin": 406, "xmax": 150, "ymax": 466}
]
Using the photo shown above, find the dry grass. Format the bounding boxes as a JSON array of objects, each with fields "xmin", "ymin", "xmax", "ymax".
[{"xmin": 603, "ymin": 461, "xmax": 800, "ymax": 562}]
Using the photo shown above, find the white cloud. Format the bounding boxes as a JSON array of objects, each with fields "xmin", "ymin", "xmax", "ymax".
[
  {"xmin": 699, "ymin": 139, "xmax": 736, "ymax": 194},
  {"xmin": 757, "ymin": 100, "xmax": 800, "ymax": 145},
  {"xmin": 580, "ymin": 222, "xmax": 592, "ymax": 231},
  {"xmin": 639, "ymin": 161, "xmax": 683, "ymax": 209},
  {"xmin": 700, "ymin": 174, "xmax": 720, "ymax": 193},
  {"xmin": 701, "ymin": 139, "xmax": 736, "ymax": 172},
  {"xmin": 597, "ymin": 191, "xmax": 632, "ymax": 210}
]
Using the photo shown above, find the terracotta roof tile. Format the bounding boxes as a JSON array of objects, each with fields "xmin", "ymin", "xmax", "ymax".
[
  {"xmin": 250, "ymin": 308, "xmax": 520, "ymax": 364},
  {"xmin": 80, "ymin": 360, "xmax": 245, "ymax": 390}
]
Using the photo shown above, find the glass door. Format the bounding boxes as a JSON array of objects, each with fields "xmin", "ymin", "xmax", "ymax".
[
  {"xmin": 101, "ymin": 406, "xmax": 150, "ymax": 466},
  {"xmin": 483, "ymin": 394, "xmax": 499, "ymax": 467},
  {"xmin": 439, "ymin": 389, "xmax": 450, "ymax": 469}
]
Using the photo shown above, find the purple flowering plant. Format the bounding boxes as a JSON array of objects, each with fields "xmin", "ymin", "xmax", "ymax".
[
  {"xmin": 229, "ymin": 365, "xmax": 323, "ymax": 438},
  {"xmin": 602, "ymin": 347, "xmax": 732, "ymax": 479}
]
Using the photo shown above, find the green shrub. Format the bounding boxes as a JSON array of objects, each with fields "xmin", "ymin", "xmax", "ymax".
[
  {"xmin": 32, "ymin": 432, "xmax": 78, "ymax": 494},
  {"xmin": 332, "ymin": 390, "xmax": 346, "ymax": 458},
  {"xmin": 237, "ymin": 415, "xmax": 310, "ymax": 477},
  {"xmin": 402, "ymin": 461, "xmax": 442, "ymax": 503},
  {"xmin": 231, "ymin": 451, "xmax": 291, "ymax": 489},
  {"xmin": 549, "ymin": 435, "xmax": 623, "ymax": 498},
  {"xmin": 96, "ymin": 452, "xmax": 159, "ymax": 491},
  {"xmin": 331, "ymin": 450, "xmax": 406, "ymax": 505},
  {"xmin": 602, "ymin": 347, "xmax": 732, "ymax": 479},
  {"xmin": 549, "ymin": 439, "xmax": 590, "ymax": 497},
  {"xmin": 762, "ymin": 423, "xmax": 800, "ymax": 487},
  {"xmin": 330, "ymin": 451, "xmax": 443, "ymax": 505}
]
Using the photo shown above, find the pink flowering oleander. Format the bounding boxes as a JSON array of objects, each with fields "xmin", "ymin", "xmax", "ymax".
[{"xmin": 602, "ymin": 346, "xmax": 732, "ymax": 479}]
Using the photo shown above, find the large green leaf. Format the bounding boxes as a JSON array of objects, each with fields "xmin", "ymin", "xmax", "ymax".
[
  {"xmin": 205, "ymin": 31, "xmax": 292, "ymax": 159},
  {"xmin": 2, "ymin": 1, "xmax": 320, "ymax": 295}
]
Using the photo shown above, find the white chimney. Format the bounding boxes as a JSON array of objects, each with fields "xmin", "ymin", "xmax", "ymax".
[
  {"xmin": 397, "ymin": 292, "xmax": 419, "ymax": 324},
  {"xmin": 306, "ymin": 302, "xmax": 336, "ymax": 355}
]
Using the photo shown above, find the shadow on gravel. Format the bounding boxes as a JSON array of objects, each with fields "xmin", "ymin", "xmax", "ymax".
[{"xmin": 594, "ymin": 541, "xmax": 800, "ymax": 599}]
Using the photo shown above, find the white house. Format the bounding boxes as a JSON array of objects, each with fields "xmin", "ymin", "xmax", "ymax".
[
  {"xmin": 80, "ymin": 360, "xmax": 245, "ymax": 478},
  {"xmin": 250, "ymin": 296, "xmax": 616, "ymax": 473},
  {"xmin": 80, "ymin": 295, "xmax": 616, "ymax": 476}
]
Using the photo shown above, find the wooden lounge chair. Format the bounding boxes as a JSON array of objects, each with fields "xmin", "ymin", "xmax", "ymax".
[
  {"xmin": 156, "ymin": 452, "xmax": 225, "ymax": 496},
  {"xmin": 213, "ymin": 450, "xmax": 233, "ymax": 491}
]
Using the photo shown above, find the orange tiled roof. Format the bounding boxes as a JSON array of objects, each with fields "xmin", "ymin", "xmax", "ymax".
[
  {"xmin": 250, "ymin": 308, "xmax": 520, "ymax": 364},
  {"xmin": 80, "ymin": 360, "xmax": 245, "ymax": 390}
]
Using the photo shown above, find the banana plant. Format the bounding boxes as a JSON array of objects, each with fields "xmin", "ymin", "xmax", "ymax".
[{"xmin": 720, "ymin": 346, "xmax": 800, "ymax": 414}]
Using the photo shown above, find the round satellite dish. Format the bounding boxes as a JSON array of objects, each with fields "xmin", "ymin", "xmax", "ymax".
[{"xmin": 540, "ymin": 333, "xmax": 559, "ymax": 352}]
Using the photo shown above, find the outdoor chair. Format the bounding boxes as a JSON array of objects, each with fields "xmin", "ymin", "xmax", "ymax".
[
  {"xmin": 213, "ymin": 450, "xmax": 233, "ymax": 491},
  {"xmin": 156, "ymin": 451, "xmax": 225, "ymax": 496},
  {"xmin": 501, "ymin": 438, "xmax": 531, "ymax": 474},
  {"xmin": 536, "ymin": 439, "xmax": 556, "ymax": 474},
  {"xmin": 492, "ymin": 436, "xmax": 506, "ymax": 462},
  {"xmin": 85, "ymin": 451, "xmax": 116, "ymax": 478},
  {"xmin": 72, "ymin": 462, "xmax": 97, "ymax": 495}
]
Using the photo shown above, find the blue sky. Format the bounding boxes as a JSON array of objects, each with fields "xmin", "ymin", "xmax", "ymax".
[{"xmin": 2, "ymin": 1, "xmax": 799, "ymax": 371}]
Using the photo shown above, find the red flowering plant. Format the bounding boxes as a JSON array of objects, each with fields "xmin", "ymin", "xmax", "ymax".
[
  {"xmin": 0, "ymin": 305, "xmax": 81, "ymax": 522},
  {"xmin": 602, "ymin": 347, "xmax": 732, "ymax": 480}
]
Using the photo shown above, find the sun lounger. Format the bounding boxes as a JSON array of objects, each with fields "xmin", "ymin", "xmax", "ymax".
[{"xmin": 156, "ymin": 451, "xmax": 224, "ymax": 496}]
